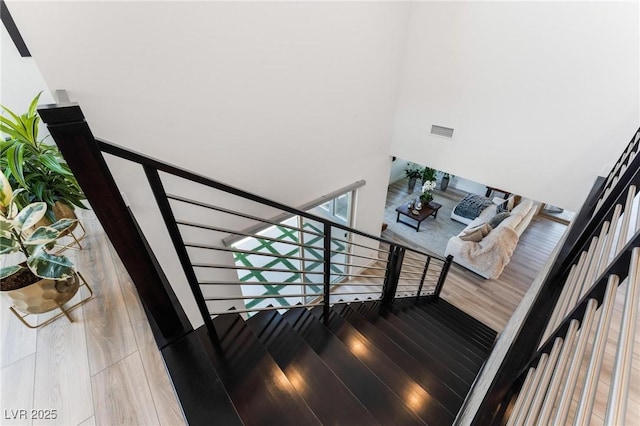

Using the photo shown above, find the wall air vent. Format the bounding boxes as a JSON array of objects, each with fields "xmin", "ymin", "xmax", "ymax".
[{"xmin": 431, "ymin": 125, "xmax": 454, "ymax": 139}]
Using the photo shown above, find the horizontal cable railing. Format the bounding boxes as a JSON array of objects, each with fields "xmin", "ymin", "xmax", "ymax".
[
  {"xmin": 89, "ymin": 137, "xmax": 450, "ymax": 337},
  {"xmin": 38, "ymin": 103, "xmax": 454, "ymax": 346}
]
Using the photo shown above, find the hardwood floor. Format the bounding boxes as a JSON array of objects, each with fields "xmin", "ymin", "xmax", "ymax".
[{"xmin": 0, "ymin": 211, "xmax": 185, "ymax": 426}]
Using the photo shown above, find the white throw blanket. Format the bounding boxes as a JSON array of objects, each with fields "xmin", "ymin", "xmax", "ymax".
[{"xmin": 457, "ymin": 226, "xmax": 519, "ymax": 279}]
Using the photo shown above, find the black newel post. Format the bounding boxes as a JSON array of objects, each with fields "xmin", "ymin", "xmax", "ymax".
[
  {"xmin": 38, "ymin": 103, "xmax": 192, "ymax": 347},
  {"xmin": 382, "ymin": 246, "xmax": 403, "ymax": 307},
  {"xmin": 434, "ymin": 255, "xmax": 453, "ymax": 299},
  {"xmin": 415, "ymin": 256, "xmax": 431, "ymax": 301}
]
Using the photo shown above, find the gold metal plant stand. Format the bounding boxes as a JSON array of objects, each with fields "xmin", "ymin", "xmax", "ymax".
[
  {"xmin": 8, "ymin": 272, "xmax": 94, "ymax": 329},
  {"xmin": 53, "ymin": 220, "xmax": 87, "ymax": 254}
]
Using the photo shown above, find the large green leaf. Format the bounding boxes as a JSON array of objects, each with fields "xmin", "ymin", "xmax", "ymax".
[
  {"xmin": 23, "ymin": 114, "xmax": 38, "ymax": 147},
  {"xmin": 0, "ymin": 215, "xmax": 14, "ymax": 235},
  {"xmin": 0, "ymin": 265, "xmax": 21, "ymax": 280},
  {"xmin": 6, "ymin": 144, "xmax": 26, "ymax": 188},
  {"xmin": 39, "ymin": 153, "xmax": 74, "ymax": 176},
  {"xmin": 49, "ymin": 218, "xmax": 77, "ymax": 233},
  {"xmin": 23, "ymin": 226, "xmax": 60, "ymax": 246},
  {"xmin": 23, "ymin": 218, "xmax": 76, "ymax": 246},
  {"xmin": 27, "ymin": 92, "xmax": 42, "ymax": 118},
  {"xmin": 0, "ymin": 116, "xmax": 29, "ymax": 142},
  {"xmin": 0, "ymin": 234, "xmax": 19, "ymax": 254},
  {"xmin": 13, "ymin": 202, "xmax": 47, "ymax": 231},
  {"xmin": 27, "ymin": 246, "xmax": 75, "ymax": 280}
]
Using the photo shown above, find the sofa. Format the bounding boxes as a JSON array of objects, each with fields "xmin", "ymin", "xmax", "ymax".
[{"xmin": 444, "ymin": 198, "xmax": 537, "ymax": 279}]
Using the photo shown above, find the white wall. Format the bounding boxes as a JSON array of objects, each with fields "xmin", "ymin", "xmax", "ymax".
[
  {"xmin": 389, "ymin": 158, "xmax": 411, "ymax": 184},
  {"xmin": 0, "ymin": 26, "xmax": 54, "ymax": 134},
  {"xmin": 7, "ymin": 1, "xmax": 411, "ymax": 327},
  {"xmin": 391, "ymin": 2, "xmax": 639, "ymax": 211}
]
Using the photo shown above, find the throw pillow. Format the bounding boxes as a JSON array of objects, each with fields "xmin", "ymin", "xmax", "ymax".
[
  {"xmin": 460, "ymin": 223, "xmax": 492, "ymax": 242},
  {"xmin": 489, "ymin": 212, "xmax": 511, "ymax": 228},
  {"xmin": 460, "ymin": 229, "xmax": 484, "ymax": 242},
  {"xmin": 464, "ymin": 223, "xmax": 485, "ymax": 234}
]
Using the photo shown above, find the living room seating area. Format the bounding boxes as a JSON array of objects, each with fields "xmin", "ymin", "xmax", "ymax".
[{"xmin": 445, "ymin": 198, "xmax": 537, "ymax": 279}]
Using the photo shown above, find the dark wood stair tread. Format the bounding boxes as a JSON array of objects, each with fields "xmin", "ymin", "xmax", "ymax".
[
  {"xmin": 333, "ymin": 304, "xmax": 462, "ymax": 421},
  {"xmin": 429, "ymin": 298, "xmax": 497, "ymax": 337},
  {"xmin": 207, "ymin": 313, "xmax": 321, "ymax": 426},
  {"xmin": 412, "ymin": 301, "xmax": 496, "ymax": 351},
  {"xmin": 161, "ymin": 327, "xmax": 243, "ymax": 426},
  {"xmin": 246, "ymin": 309, "xmax": 379, "ymax": 425},
  {"xmin": 283, "ymin": 307, "xmax": 426, "ymax": 425},
  {"xmin": 343, "ymin": 301, "xmax": 482, "ymax": 377},
  {"xmin": 310, "ymin": 306, "xmax": 456, "ymax": 426},
  {"xmin": 421, "ymin": 299, "xmax": 497, "ymax": 344},
  {"xmin": 389, "ymin": 300, "xmax": 489, "ymax": 363},
  {"xmin": 352, "ymin": 302, "xmax": 475, "ymax": 392}
]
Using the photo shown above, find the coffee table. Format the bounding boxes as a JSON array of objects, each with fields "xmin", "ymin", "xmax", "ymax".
[{"xmin": 395, "ymin": 202, "xmax": 442, "ymax": 232}]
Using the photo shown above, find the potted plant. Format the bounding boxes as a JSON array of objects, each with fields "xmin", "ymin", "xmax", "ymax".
[
  {"xmin": 420, "ymin": 180, "xmax": 436, "ymax": 204},
  {"xmin": 0, "ymin": 93, "xmax": 86, "ymax": 232},
  {"xmin": 0, "ymin": 173, "xmax": 80, "ymax": 317},
  {"xmin": 404, "ymin": 163, "xmax": 422, "ymax": 192},
  {"xmin": 421, "ymin": 167, "xmax": 437, "ymax": 185}
]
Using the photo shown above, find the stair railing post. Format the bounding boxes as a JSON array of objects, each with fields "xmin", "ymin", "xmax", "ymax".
[
  {"xmin": 37, "ymin": 103, "xmax": 192, "ymax": 347},
  {"xmin": 434, "ymin": 255, "xmax": 454, "ymax": 299},
  {"xmin": 382, "ymin": 245, "xmax": 403, "ymax": 307},
  {"xmin": 416, "ymin": 256, "xmax": 431, "ymax": 302},
  {"xmin": 143, "ymin": 167, "xmax": 219, "ymax": 343},
  {"xmin": 323, "ymin": 223, "xmax": 332, "ymax": 324}
]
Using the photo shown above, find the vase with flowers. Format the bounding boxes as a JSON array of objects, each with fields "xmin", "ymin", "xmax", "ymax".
[{"xmin": 420, "ymin": 180, "xmax": 436, "ymax": 204}]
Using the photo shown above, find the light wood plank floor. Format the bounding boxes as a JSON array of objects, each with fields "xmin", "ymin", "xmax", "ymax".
[{"xmin": 0, "ymin": 211, "xmax": 185, "ymax": 426}]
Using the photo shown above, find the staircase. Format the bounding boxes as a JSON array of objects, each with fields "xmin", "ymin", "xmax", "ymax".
[
  {"xmin": 39, "ymin": 102, "xmax": 495, "ymax": 425},
  {"xmin": 163, "ymin": 298, "xmax": 496, "ymax": 425}
]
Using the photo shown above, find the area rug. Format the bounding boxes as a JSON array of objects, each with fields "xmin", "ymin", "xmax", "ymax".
[{"xmin": 382, "ymin": 185, "xmax": 467, "ymax": 257}]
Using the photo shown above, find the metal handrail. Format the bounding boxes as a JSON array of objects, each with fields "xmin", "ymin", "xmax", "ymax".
[
  {"xmin": 551, "ymin": 299, "xmax": 598, "ymax": 426},
  {"xmin": 573, "ymin": 275, "xmax": 619, "ymax": 424},
  {"xmin": 506, "ymin": 368, "xmax": 535, "ymax": 426},
  {"xmin": 510, "ymin": 353, "xmax": 549, "ymax": 426},
  {"xmin": 167, "ymin": 193, "xmax": 325, "ymax": 238},
  {"xmin": 178, "ymin": 220, "xmax": 325, "ymax": 250},
  {"xmin": 209, "ymin": 303, "xmax": 321, "ymax": 316},
  {"xmin": 185, "ymin": 243, "xmax": 324, "ymax": 263},
  {"xmin": 523, "ymin": 337, "xmax": 563, "ymax": 426},
  {"xmin": 192, "ymin": 264, "xmax": 325, "ymax": 275},
  {"xmin": 605, "ymin": 247, "xmax": 640, "ymax": 425},
  {"xmin": 537, "ymin": 320, "xmax": 580, "ymax": 424}
]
